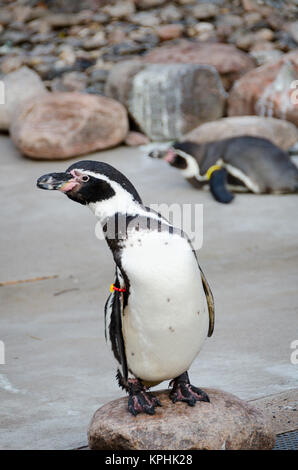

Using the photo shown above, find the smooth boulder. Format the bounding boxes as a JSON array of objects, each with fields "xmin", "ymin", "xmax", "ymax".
[
  {"xmin": 105, "ymin": 60, "xmax": 145, "ymax": 109},
  {"xmin": 10, "ymin": 92, "xmax": 129, "ymax": 159},
  {"xmin": 106, "ymin": 62, "xmax": 226, "ymax": 141},
  {"xmin": 228, "ymin": 51, "xmax": 298, "ymax": 127},
  {"xmin": 131, "ymin": 64, "xmax": 226, "ymax": 141},
  {"xmin": 88, "ymin": 388, "xmax": 275, "ymax": 450},
  {"xmin": 0, "ymin": 66, "xmax": 47, "ymax": 130},
  {"xmin": 183, "ymin": 116, "xmax": 298, "ymax": 151}
]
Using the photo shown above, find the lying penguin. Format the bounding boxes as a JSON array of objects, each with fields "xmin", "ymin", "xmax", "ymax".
[
  {"xmin": 149, "ymin": 136, "xmax": 298, "ymax": 204},
  {"xmin": 37, "ymin": 161, "xmax": 214, "ymax": 416}
]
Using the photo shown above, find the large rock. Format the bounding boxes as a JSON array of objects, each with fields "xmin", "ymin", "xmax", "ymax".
[
  {"xmin": 228, "ymin": 51, "xmax": 298, "ymax": 127},
  {"xmin": 106, "ymin": 62, "xmax": 226, "ymax": 141},
  {"xmin": 125, "ymin": 131, "xmax": 150, "ymax": 146},
  {"xmin": 0, "ymin": 66, "xmax": 47, "ymax": 131},
  {"xmin": 105, "ymin": 60, "xmax": 145, "ymax": 109},
  {"xmin": 130, "ymin": 64, "xmax": 226, "ymax": 141},
  {"xmin": 183, "ymin": 116, "xmax": 298, "ymax": 151},
  {"xmin": 143, "ymin": 41, "xmax": 255, "ymax": 90},
  {"xmin": 10, "ymin": 92, "xmax": 129, "ymax": 160},
  {"xmin": 88, "ymin": 388, "xmax": 275, "ymax": 450}
]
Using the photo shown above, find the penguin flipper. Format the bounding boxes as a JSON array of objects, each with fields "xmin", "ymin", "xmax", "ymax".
[
  {"xmin": 108, "ymin": 287, "xmax": 128, "ymax": 381},
  {"xmin": 189, "ymin": 244, "xmax": 215, "ymax": 337},
  {"xmin": 199, "ymin": 266, "xmax": 215, "ymax": 337}
]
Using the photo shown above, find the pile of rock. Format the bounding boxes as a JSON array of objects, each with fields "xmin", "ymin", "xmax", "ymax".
[{"xmin": 0, "ymin": 0, "xmax": 297, "ymax": 158}]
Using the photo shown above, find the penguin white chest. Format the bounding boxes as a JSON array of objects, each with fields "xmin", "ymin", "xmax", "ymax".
[{"xmin": 120, "ymin": 230, "xmax": 209, "ymax": 382}]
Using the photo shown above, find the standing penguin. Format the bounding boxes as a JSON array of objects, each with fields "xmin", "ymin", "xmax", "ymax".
[
  {"xmin": 37, "ymin": 161, "xmax": 214, "ymax": 416},
  {"xmin": 149, "ymin": 136, "xmax": 298, "ymax": 204}
]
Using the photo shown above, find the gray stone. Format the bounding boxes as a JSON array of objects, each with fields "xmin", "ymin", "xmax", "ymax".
[
  {"xmin": 92, "ymin": 13, "xmax": 110, "ymax": 24},
  {"xmin": 113, "ymin": 41, "xmax": 147, "ymax": 56},
  {"xmin": 0, "ymin": 7, "xmax": 13, "ymax": 26},
  {"xmin": 82, "ymin": 32, "xmax": 107, "ymax": 50},
  {"xmin": 0, "ymin": 55, "xmax": 24, "ymax": 74},
  {"xmin": 45, "ymin": 12, "xmax": 93, "ymax": 28},
  {"xmin": 136, "ymin": 0, "xmax": 168, "ymax": 8},
  {"xmin": 105, "ymin": 60, "xmax": 145, "ymax": 108},
  {"xmin": 285, "ymin": 21, "xmax": 298, "ymax": 43},
  {"xmin": 88, "ymin": 69, "xmax": 109, "ymax": 84},
  {"xmin": 0, "ymin": 30, "xmax": 30, "ymax": 46},
  {"xmin": 103, "ymin": 1, "xmax": 135, "ymax": 19},
  {"xmin": 128, "ymin": 64, "xmax": 226, "ymax": 141},
  {"xmin": 129, "ymin": 11, "xmax": 161, "ymax": 27},
  {"xmin": 88, "ymin": 389, "xmax": 276, "ymax": 450},
  {"xmin": 0, "ymin": 66, "xmax": 47, "ymax": 130},
  {"xmin": 250, "ymin": 48, "xmax": 283, "ymax": 66},
  {"xmin": 191, "ymin": 3, "xmax": 219, "ymax": 19},
  {"xmin": 50, "ymin": 72, "xmax": 87, "ymax": 92},
  {"xmin": 159, "ymin": 4, "xmax": 183, "ymax": 22}
]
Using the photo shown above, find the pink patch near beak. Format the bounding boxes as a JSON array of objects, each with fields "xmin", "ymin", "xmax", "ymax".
[
  {"xmin": 59, "ymin": 180, "xmax": 78, "ymax": 193},
  {"xmin": 164, "ymin": 148, "xmax": 176, "ymax": 163},
  {"xmin": 59, "ymin": 169, "xmax": 85, "ymax": 193}
]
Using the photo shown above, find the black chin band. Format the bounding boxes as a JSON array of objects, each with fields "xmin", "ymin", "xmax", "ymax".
[{"xmin": 209, "ymin": 169, "xmax": 234, "ymax": 204}]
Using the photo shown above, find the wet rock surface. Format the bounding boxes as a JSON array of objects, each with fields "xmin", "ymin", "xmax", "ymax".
[{"xmin": 88, "ymin": 388, "xmax": 276, "ymax": 450}]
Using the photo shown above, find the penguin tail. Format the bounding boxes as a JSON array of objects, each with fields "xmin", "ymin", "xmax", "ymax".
[{"xmin": 209, "ymin": 168, "xmax": 234, "ymax": 204}]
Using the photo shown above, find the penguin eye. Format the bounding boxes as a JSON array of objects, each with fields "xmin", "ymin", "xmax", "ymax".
[{"xmin": 81, "ymin": 175, "xmax": 90, "ymax": 182}]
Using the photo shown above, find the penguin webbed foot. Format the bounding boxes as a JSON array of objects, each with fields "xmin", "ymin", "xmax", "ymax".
[
  {"xmin": 169, "ymin": 372, "xmax": 210, "ymax": 406},
  {"xmin": 127, "ymin": 378, "xmax": 161, "ymax": 416}
]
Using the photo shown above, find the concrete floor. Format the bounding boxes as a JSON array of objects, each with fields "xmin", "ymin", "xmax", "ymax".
[{"xmin": 0, "ymin": 134, "xmax": 297, "ymax": 449}]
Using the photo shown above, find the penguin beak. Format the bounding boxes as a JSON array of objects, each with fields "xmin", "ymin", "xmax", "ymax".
[
  {"xmin": 148, "ymin": 149, "xmax": 167, "ymax": 159},
  {"xmin": 37, "ymin": 172, "xmax": 77, "ymax": 192}
]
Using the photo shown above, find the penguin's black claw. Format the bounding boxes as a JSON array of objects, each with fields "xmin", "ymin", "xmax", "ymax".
[
  {"xmin": 169, "ymin": 372, "xmax": 210, "ymax": 406},
  {"xmin": 127, "ymin": 378, "xmax": 161, "ymax": 416}
]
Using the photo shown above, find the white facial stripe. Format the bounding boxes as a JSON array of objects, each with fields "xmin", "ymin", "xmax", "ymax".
[
  {"xmin": 77, "ymin": 169, "xmax": 169, "ymax": 224},
  {"xmin": 173, "ymin": 149, "xmax": 205, "ymax": 181}
]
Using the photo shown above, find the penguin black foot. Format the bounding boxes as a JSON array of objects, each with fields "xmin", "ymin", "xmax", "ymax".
[
  {"xmin": 127, "ymin": 378, "xmax": 161, "ymax": 416},
  {"xmin": 169, "ymin": 371, "xmax": 210, "ymax": 406}
]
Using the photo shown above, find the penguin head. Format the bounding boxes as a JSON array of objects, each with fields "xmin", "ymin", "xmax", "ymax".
[
  {"xmin": 37, "ymin": 160, "xmax": 142, "ymax": 216},
  {"xmin": 149, "ymin": 141, "xmax": 200, "ymax": 173},
  {"xmin": 149, "ymin": 144, "xmax": 185, "ymax": 170}
]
